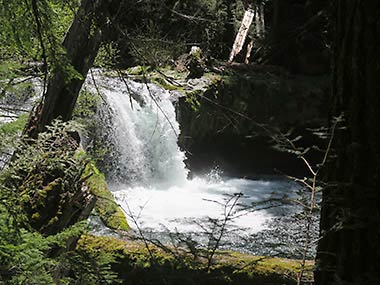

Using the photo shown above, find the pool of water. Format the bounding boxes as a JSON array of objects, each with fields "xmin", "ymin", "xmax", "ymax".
[{"xmin": 109, "ymin": 174, "xmax": 317, "ymax": 258}]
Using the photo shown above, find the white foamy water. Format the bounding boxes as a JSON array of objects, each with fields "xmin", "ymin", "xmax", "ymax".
[
  {"xmin": 88, "ymin": 70, "xmax": 299, "ymax": 244},
  {"xmin": 91, "ymin": 72, "xmax": 188, "ymax": 186},
  {"xmin": 112, "ymin": 177, "xmax": 287, "ymax": 234}
]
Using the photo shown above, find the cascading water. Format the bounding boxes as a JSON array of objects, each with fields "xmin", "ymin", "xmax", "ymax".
[
  {"xmin": 97, "ymin": 76, "xmax": 188, "ymax": 187},
  {"xmin": 88, "ymin": 70, "xmax": 317, "ymax": 258}
]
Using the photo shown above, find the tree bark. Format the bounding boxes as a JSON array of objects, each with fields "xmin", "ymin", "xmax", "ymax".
[
  {"xmin": 25, "ymin": 0, "xmax": 121, "ymax": 139},
  {"xmin": 229, "ymin": 8, "xmax": 255, "ymax": 63},
  {"xmin": 315, "ymin": 1, "xmax": 380, "ymax": 284},
  {"xmin": 255, "ymin": 2, "xmax": 265, "ymax": 39}
]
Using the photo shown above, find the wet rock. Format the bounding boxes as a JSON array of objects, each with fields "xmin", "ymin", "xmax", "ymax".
[{"xmin": 174, "ymin": 65, "xmax": 329, "ymax": 176}]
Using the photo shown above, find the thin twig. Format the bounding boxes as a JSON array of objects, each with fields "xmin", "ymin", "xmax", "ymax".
[
  {"xmin": 296, "ymin": 120, "xmax": 338, "ymax": 285},
  {"xmin": 30, "ymin": 0, "xmax": 48, "ymax": 97},
  {"xmin": 90, "ymin": 69, "xmax": 109, "ymax": 106},
  {"xmin": 206, "ymin": 193, "xmax": 242, "ymax": 271}
]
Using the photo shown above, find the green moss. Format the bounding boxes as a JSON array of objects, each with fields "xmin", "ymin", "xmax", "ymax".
[
  {"xmin": 31, "ymin": 212, "xmax": 41, "ymax": 221},
  {"xmin": 203, "ymin": 72, "xmax": 222, "ymax": 83},
  {"xmin": 185, "ymin": 90, "xmax": 201, "ymax": 111},
  {"xmin": 83, "ymin": 162, "xmax": 129, "ymax": 231},
  {"xmin": 40, "ymin": 178, "xmax": 62, "ymax": 197},
  {"xmin": 47, "ymin": 216, "xmax": 59, "ymax": 226},
  {"xmin": 78, "ymin": 235, "xmax": 190, "ymax": 271},
  {"xmin": 126, "ymin": 65, "xmax": 152, "ymax": 76},
  {"xmin": 151, "ymin": 76, "xmax": 180, "ymax": 91},
  {"xmin": 219, "ymin": 251, "xmax": 313, "ymax": 281},
  {"xmin": 77, "ymin": 235, "xmax": 314, "ymax": 285}
]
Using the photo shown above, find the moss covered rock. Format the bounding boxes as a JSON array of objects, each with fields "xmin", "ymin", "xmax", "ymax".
[
  {"xmin": 1, "ymin": 121, "xmax": 96, "ymax": 236},
  {"xmin": 173, "ymin": 65, "xmax": 329, "ymax": 177}
]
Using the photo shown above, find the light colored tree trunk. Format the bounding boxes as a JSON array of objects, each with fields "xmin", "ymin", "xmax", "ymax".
[
  {"xmin": 245, "ymin": 39, "xmax": 254, "ymax": 64},
  {"xmin": 245, "ymin": 3, "xmax": 265, "ymax": 64},
  {"xmin": 229, "ymin": 8, "xmax": 254, "ymax": 62}
]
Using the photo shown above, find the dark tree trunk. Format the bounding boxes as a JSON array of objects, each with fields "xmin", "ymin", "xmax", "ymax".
[
  {"xmin": 19, "ymin": 0, "xmax": 123, "ymax": 238},
  {"xmin": 25, "ymin": 0, "xmax": 121, "ymax": 138},
  {"xmin": 270, "ymin": 0, "xmax": 293, "ymax": 66},
  {"xmin": 315, "ymin": 1, "xmax": 380, "ymax": 284}
]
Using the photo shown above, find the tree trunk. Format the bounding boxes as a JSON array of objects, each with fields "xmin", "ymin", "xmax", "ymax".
[
  {"xmin": 19, "ymin": 0, "xmax": 123, "ymax": 238},
  {"xmin": 229, "ymin": 8, "xmax": 255, "ymax": 63},
  {"xmin": 255, "ymin": 2, "xmax": 265, "ymax": 39},
  {"xmin": 270, "ymin": 0, "xmax": 287, "ymax": 48},
  {"xmin": 25, "ymin": 0, "xmax": 117, "ymax": 138},
  {"xmin": 245, "ymin": 39, "xmax": 254, "ymax": 64},
  {"xmin": 315, "ymin": 1, "xmax": 380, "ymax": 284}
]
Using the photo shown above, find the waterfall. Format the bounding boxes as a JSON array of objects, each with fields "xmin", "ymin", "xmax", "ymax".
[
  {"xmin": 87, "ymin": 70, "xmax": 313, "ymax": 258},
  {"xmin": 90, "ymin": 72, "xmax": 188, "ymax": 187},
  {"xmin": 88, "ymin": 70, "xmax": 273, "ymax": 231}
]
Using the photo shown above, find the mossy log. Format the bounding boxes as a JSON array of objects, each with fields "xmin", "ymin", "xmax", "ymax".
[
  {"xmin": 77, "ymin": 235, "xmax": 313, "ymax": 285},
  {"xmin": 82, "ymin": 161, "xmax": 129, "ymax": 231}
]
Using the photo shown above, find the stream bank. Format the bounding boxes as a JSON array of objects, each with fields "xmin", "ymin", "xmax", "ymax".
[
  {"xmin": 78, "ymin": 235, "xmax": 313, "ymax": 285},
  {"xmin": 136, "ymin": 63, "xmax": 329, "ymax": 177},
  {"xmin": 82, "ymin": 69, "xmax": 320, "ymax": 260}
]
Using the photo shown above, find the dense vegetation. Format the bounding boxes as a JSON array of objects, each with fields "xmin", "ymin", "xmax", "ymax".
[{"xmin": 1, "ymin": 0, "xmax": 379, "ymax": 284}]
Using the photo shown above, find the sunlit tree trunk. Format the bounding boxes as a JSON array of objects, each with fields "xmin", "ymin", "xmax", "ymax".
[
  {"xmin": 229, "ymin": 8, "xmax": 254, "ymax": 62},
  {"xmin": 25, "ymin": 0, "xmax": 121, "ymax": 139},
  {"xmin": 245, "ymin": 2, "xmax": 265, "ymax": 64},
  {"xmin": 315, "ymin": 1, "xmax": 380, "ymax": 284},
  {"xmin": 245, "ymin": 39, "xmax": 254, "ymax": 64}
]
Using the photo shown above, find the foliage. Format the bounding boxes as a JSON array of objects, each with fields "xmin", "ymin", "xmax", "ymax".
[
  {"xmin": 115, "ymin": 0, "xmax": 245, "ymax": 66},
  {"xmin": 0, "ymin": 0, "xmax": 82, "ymax": 103},
  {"xmin": 0, "ymin": 62, "xmax": 29, "ymax": 96},
  {"xmin": 129, "ymin": 22, "xmax": 185, "ymax": 67},
  {"xmin": 0, "ymin": 207, "xmax": 84, "ymax": 285},
  {"xmin": 0, "ymin": 0, "xmax": 38, "ymax": 60},
  {"xmin": 0, "ymin": 0, "xmax": 331, "ymax": 283},
  {"xmin": 0, "ymin": 0, "xmax": 76, "ymax": 61},
  {"xmin": 185, "ymin": 90, "xmax": 202, "ymax": 111},
  {"xmin": 0, "ymin": 201, "xmax": 120, "ymax": 284},
  {"xmin": 0, "ymin": 113, "xmax": 28, "ymax": 136},
  {"xmin": 94, "ymin": 42, "xmax": 121, "ymax": 68},
  {"xmin": 0, "ymin": 119, "xmax": 123, "ymax": 284},
  {"xmin": 73, "ymin": 87, "xmax": 115, "ymax": 173},
  {"xmin": 0, "ymin": 113, "xmax": 29, "ymax": 156},
  {"xmin": 1, "ymin": 120, "xmax": 88, "ymax": 233},
  {"xmin": 73, "ymin": 88, "xmax": 101, "ymax": 119},
  {"xmin": 165, "ymin": 0, "xmax": 238, "ymax": 58}
]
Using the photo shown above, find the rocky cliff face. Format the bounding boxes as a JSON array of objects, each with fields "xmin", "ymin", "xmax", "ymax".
[{"xmin": 174, "ymin": 64, "xmax": 329, "ymax": 177}]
